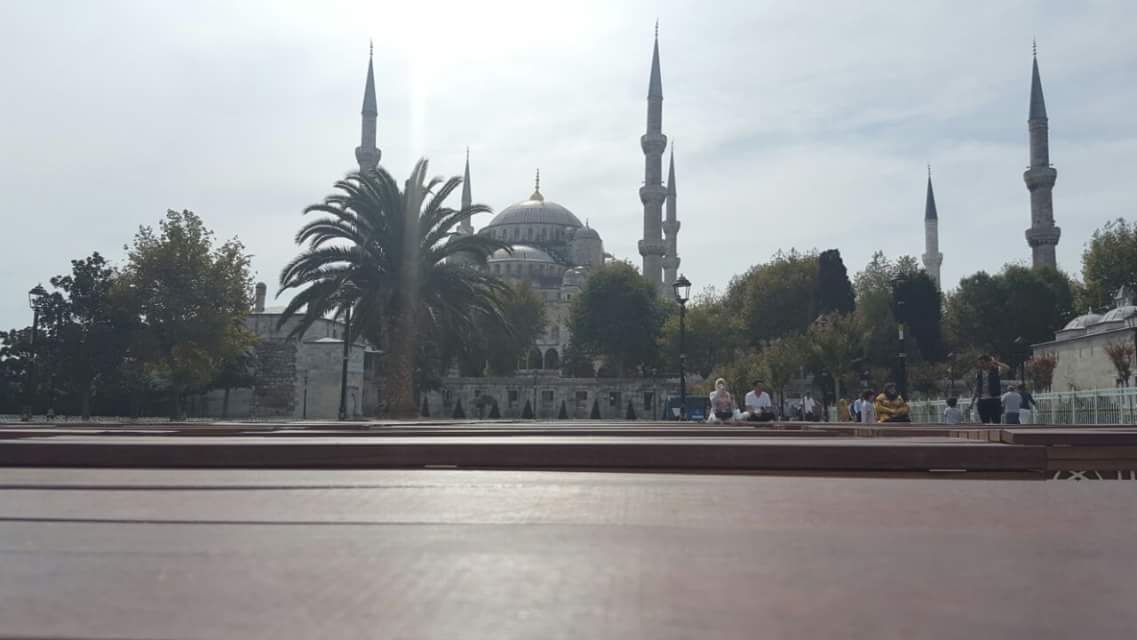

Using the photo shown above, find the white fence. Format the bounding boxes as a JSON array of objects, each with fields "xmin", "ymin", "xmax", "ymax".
[{"xmin": 909, "ymin": 387, "xmax": 1137, "ymax": 425}]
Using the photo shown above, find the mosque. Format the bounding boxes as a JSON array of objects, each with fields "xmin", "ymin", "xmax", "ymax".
[{"xmin": 350, "ymin": 29, "xmax": 682, "ymax": 373}]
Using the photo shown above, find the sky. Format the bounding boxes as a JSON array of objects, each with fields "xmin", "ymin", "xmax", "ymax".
[{"xmin": 1, "ymin": 0, "xmax": 1135, "ymax": 328}]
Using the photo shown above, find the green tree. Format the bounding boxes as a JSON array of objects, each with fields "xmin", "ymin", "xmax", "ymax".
[
  {"xmin": 659, "ymin": 291, "xmax": 744, "ymax": 379},
  {"xmin": 756, "ymin": 334, "xmax": 807, "ymax": 416},
  {"xmin": 38, "ymin": 253, "xmax": 140, "ymax": 420},
  {"xmin": 124, "ymin": 210, "xmax": 255, "ymax": 418},
  {"xmin": 815, "ymin": 249, "xmax": 856, "ymax": 317},
  {"xmin": 568, "ymin": 262, "xmax": 664, "ymax": 376},
  {"xmin": 944, "ymin": 265, "xmax": 1074, "ymax": 362},
  {"xmin": 1082, "ymin": 218, "xmax": 1137, "ymax": 310},
  {"xmin": 806, "ymin": 313, "xmax": 864, "ymax": 404},
  {"xmin": 726, "ymin": 250, "xmax": 819, "ymax": 345},
  {"xmin": 454, "ymin": 281, "xmax": 546, "ymax": 376},
  {"xmin": 893, "ymin": 271, "xmax": 944, "ymax": 362},
  {"xmin": 279, "ymin": 160, "xmax": 511, "ymax": 417}
]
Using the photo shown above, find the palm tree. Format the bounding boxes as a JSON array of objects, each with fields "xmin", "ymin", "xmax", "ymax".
[{"xmin": 278, "ymin": 159, "xmax": 511, "ymax": 417}]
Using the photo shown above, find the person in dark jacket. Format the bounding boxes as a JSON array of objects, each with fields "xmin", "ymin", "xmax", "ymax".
[{"xmin": 971, "ymin": 354, "xmax": 1010, "ymax": 424}]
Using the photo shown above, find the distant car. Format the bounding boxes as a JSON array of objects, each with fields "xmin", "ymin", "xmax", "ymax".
[{"xmin": 662, "ymin": 396, "xmax": 710, "ymax": 422}]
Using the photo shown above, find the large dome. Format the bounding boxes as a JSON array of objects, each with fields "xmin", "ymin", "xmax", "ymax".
[
  {"xmin": 485, "ymin": 187, "xmax": 583, "ymax": 230},
  {"xmin": 488, "ymin": 244, "xmax": 557, "ymax": 264}
]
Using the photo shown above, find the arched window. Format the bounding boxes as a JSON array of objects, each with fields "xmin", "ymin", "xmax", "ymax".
[
  {"xmin": 527, "ymin": 348, "xmax": 543, "ymax": 369},
  {"xmin": 544, "ymin": 349, "xmax": 560, "ymax": 370}
]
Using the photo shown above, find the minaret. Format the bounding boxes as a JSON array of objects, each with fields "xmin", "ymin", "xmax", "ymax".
[
  {"xmin": 355, "ymin": 41, "xmax": 381, "ymax": 172},
  {"xmin": 1023, "ymin": 41, "xmax": 1060, "ymax": 269},
  {"xmin": 458, "ymin": 148, "xmax": 474, "ymax": 235},
  {"xmin": 662, "ymin": 147, "xmax": 681, "ymax": 289},
  {"xmin": 922, "ymin": 166, "xmax": 943, "ymax": 289},
  {"xmin": 638, "ymin": 23, "xmax": 667, "ymax": 293}
]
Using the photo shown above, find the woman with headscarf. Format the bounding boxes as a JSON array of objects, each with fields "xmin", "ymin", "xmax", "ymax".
[{"xmin": 708, "ymin": 378, "xmax": 737, "ymax": 424}]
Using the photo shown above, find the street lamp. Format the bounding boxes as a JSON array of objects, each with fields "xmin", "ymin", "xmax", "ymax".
[
  {"xmin": 891, "ymin": 276, "xmax": 908, "ymax": 399},
  {"xmin": 338, "ymin": 302, "xmax": 353, "ymax": 421},
  {"xmin": 947, "ymin": 352, "xmax": 957, "ymax": 399},
  {"xmin": 22, "ymin": 284, "xmax": 48, "ymax": 422},
  {"xmin": 672, "ymin": 274, "xmax": 691, "ymax": 421}
]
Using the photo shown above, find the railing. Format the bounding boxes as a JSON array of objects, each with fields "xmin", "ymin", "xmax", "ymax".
[{"xmin": 908, "ymin": 387, "xmax": 1137, "ymax": 425}]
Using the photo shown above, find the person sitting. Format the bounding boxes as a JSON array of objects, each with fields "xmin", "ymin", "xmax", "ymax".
[
  {"xmin": 742, "ymin": 380, "xmax": 774, "ymax": 422},
  {"xmin": 874, "ymin": 383, "xmax": 911, "ymax": 423},
  {"xmin": 943, "ymin": 397, "xmax": 963, "ymax": 425},
  {"xmin": 707, "ymin": 378, "xmax": 737, "ymax": 424}
]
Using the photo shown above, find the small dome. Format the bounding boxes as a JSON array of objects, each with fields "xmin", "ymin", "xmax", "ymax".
[
  {"xmin": 575, "ymin": 226, "xmax": 601, "ymax": 240},
  {"xmin": 561, "ymin": 267, "xmax": 587, "ymax": 288},
  {"xmin": 488, "ymin": 244, "xmax": 556, "ymax": 264},
  {"xmin": 1062, "ymin": 313, "xmax": 1103, "ymax": 331},
  {"xmin": 1100, "ymin": 306, "xmax": 1137, "ymax": 323}
]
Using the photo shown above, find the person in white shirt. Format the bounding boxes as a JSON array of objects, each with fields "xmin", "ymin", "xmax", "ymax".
[
  {"xmin": 802, "ymin": 392, "xmax": 818, "ymax": 421},
  {"xmin": 743, "ymin": 380, "xmax": 774, "ymax": 422},
  {"xmin": 852, "ymin": 397, "xmax": 864, "ymax": 422},
  {"xmin": 943, "ymin": 397, "xmax": 963, "ymax": 425},
  {"xmin": 859, "ymin": 390, "xmax": 876, "ymax": 424}
]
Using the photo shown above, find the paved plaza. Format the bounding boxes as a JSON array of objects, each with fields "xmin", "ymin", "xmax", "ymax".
[{"xmin": 1, "ymin": 420, "xmax": 1135, "ymax": 638}]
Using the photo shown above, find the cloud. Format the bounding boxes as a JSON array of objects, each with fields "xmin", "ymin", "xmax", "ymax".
[{"xmin": 0, "ymin": 0, "xmax": 1135, "ymax": 329}]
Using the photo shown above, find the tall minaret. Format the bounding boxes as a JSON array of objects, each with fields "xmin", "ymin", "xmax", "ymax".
[
  {"xmin": 355, "ymin": 42, "xmax": 381, "ymax": 172},
  {"xmin": 662, "ymin": 147, "xmax": 681, "ymax": 289},
  {"xmin": 1023, "ymin": 41, "xmax": 1060, "ymax": 269},
  {"xmin": 638, "ymin": 23, "xmax": 667, "ymax": 292},
  {"xmin": 922, "ymin": 166, "xmax": 943, "ymax": 289},
  {"xmin": 458, "ymin": 148, "xmax": 474, "ymax": 235}
]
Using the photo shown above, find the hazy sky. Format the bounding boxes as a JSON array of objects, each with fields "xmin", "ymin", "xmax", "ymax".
[{"xmin": 1, "ymin": 0, "xmax": 1135, "ymax": 328}]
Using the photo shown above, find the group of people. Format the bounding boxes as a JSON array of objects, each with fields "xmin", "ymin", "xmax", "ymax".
[
  {"xmin": 705, "ymin": 354, "xmax": 1039, "ymax": 426},
  {"xmin": 707, "ymin": 379, "xmax": 777, "ymax": 423}
]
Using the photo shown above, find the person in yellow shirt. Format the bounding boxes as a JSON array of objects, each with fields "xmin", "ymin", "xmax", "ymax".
[{"xmin": 874, "ymin": 382, "xmax": 911, "ymax": 423}]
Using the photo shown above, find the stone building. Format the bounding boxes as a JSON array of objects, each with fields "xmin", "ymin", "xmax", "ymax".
[
  {"xmin": 422, "ymin": 375, "xmax": 677, "ymax": 420},
  {"xmin": 1032, "ymin": 289, "xmax": 1137, "ymax": 391},
  {"xmin": 201, "ymin": 284, "xmax": 380, "ymax": 419}
]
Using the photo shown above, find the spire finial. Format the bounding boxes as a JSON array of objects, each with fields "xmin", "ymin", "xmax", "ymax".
[
  {"xmin": 928, "ymin": 163, "xmax": 932, "ymax": 179},
  {"xmin": 465, "ymin": 146, "xmax": 469, "ymax": 161},
  {"xmin": 530, "ymin": 168, "xmax": 543, "ymax": 201},
  {"xmin": 1033, "ymin": 37, "xmax": 1037, "ymax": 57},
  {"xmin": 655, "ymin": 19, "xmax": 659, "ymax": 39},
  {"xmin": 369, "ymin": 39, "xmax": 374, "ymax": 58}
]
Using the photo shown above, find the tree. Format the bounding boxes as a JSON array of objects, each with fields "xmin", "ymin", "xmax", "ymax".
[
  {"xmin": 806, "ymin": 313, "xmax": 864, "ymax": 404},
  {"xmin": 756, "ymin": 335, "xmax": 807, "ymax": 417},
  {"xmin": 726, "ymin": 250, "xmax": 818, "ymax": 345},
  {"xmin": 1104, "ymin": 341, "xmax": 1135, "ymax": 386},
  {"xmin": 659, "ymin": 291, "xmax": 744, "ymax": 379},
  {"xmin": 568, "ymin": 262, "xmax": 664, "ymax": 376},
  {"xmin": 453, "ymin": 281, "xmax": 546, "ymax": 376},
  {"xmin": 1025, "ymin": 354, "xmax": 1058, "ymax": 392},
  {"xmin": 815, "ymin": 249, "xmax": 855, "ymax": 317},
  {"xmin": 892, "ymin": 271, "xmax": 944, "ymax": 362},
  {"xmin": 210, "ymin": 349, "xmax": 256, "ymax": 419},
  {"xmin": 124, "ymin": 210, "xmax": 254, "ymax": 418},
  {"xmin": 38, "ymin": 253, "xmax": 142, "ymax": 420},
  {"xmin": 945, "ymin": 265, "xmax": 1074, "ymax": 361},
  {"xmin": 279, "ymin": 160, "xmax": 511, "ymax": 418},
  {"xmin": 1082, "ymin": 218, "xmax": 1137, "ymax": 310}
]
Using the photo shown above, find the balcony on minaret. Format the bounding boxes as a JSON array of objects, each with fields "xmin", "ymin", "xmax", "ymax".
[
  {"xmin": 1023, "ymin": 165, "xmax": 1056, "ymax": 191},
  {"xmin": 1025, "ymin": 226, "xmax": 1061, "ymax": 247},
  {"xmin": 638, "ymin": 238, "xmax": 666, "ymax": 257},
  {"xmin": 641, "ymin": 132, "xmax": 667, "ymax": 154},
  {"xmin": 663, "ymin": 220, "xmax": 680, "ymax": 235},
  {"xmin": 662, "ymin": 255, "xmax": 681, "ymax": 270},
  {"xmin": 356, "ymin": 146, "xmax": 380, "ymax": 171},
  {"xmin": 639, "ymin": 184, "xmax": 667, "ymax": 204}
]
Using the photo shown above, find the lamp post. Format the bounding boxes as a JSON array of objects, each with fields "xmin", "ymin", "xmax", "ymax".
[
  {"xmin": 891, "ymin": 276, "xmax": 908, "ymax": 400},
  {"xmin": 21, "ymin": 284, "xmax": 48, "ymax": 422},
  {"xmin": 672, "ymin": 274, "xmax": 691, "ymax": 421},
  {"xmin": 947, "ymin": 352, "xmax": 957, "ymax": 400},
  {"xmin": 338, "ymin": 302, "xmax": 352, "ymax": 421}
]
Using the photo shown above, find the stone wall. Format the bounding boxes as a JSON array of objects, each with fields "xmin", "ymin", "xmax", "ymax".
[{"xmin": 424, "ymin": 376, "xmax": 680, "ymax": 420}]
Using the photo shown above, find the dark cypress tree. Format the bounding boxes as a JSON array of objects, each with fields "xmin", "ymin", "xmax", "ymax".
[
  {"xmin": 558, "ymin": 400, "xmax": 568, "ymax": 419},
  {"xmin": 816, "ymin": 249, "xmax": 856, "ymax": 316},
  {"xmin": 451, "ymin": 398, "xmax": 465, "ymax": 419},
  {"xmin": 487, "ymin": 401, "xmax": 501, "ymax": 419},
  {"xmin": 625, "ymin": 400, "xmax": 637, "ymax": 420},
  {"xmin": 589, "ymin": 398, "xmax": 601, "ymax": 419},
  {"xmin": 522, "ymin": 399, "xmax": 534, "ymax": 419},
  {"xmin": 420, "ymin": 396, "xmax": 430, "ymax": 417}
]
